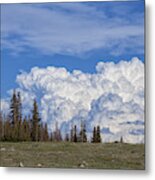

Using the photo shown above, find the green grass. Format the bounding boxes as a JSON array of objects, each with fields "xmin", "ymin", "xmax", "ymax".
[{"xmin": 0, "ymin": 142, "xmax": 145, "ymax": 169}]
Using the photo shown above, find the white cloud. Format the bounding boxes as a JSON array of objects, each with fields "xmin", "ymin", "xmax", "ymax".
[
  {"xmin": 86, "ymin": 93, "xmax": 144, "ymax": 143},
  {"xmin": 1, "ymin": 57, "xmax": 144, "ymax": 143},
  {"xmin": 1, "ymin": 3, "xmax": 144, "ymax": 56},
  {"xmin": 0, "ymin": 57, "xmax": 143, "ymax": 143},
  {"xmin": 0, "ymin": 99, "xmax": 10, "ymax": 115}
]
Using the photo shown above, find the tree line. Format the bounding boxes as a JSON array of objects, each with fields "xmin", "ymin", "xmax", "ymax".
[{"xmin": 0, "ymin": 90, "xmax": 102, "ymax": 143}]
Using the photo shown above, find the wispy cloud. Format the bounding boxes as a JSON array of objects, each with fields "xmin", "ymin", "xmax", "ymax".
[{"xmin": 1, "ymin": 2, "xmax": 144, "ymax": 57}]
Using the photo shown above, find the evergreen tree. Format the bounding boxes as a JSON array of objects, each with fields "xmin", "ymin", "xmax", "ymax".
[
  {"xmin": 53, "ymin": 122, "xmax": 62, "ymax": 141},
  {"xmin": 10, "ymin": 90, "xmax": 18, "ymax": 141},
  {"xmin": 27, "ymin": 115, "xmax": 33, "ymax": 141},
  {"xmin": 31, "ymin": 99, "xmax": 40, "ymax": 141},
  {"xmin": 120, "ymin": 136, "xmax": 123, "ymax": 143},
  {"xmin": 79, "ymin": 122, "xmax": 87, "ymax": 142},
  {"xmin": 91, "ymin": 126, "xmax": 102, "ymax": 143},
  {"xmin": 0, "ymin": 112, "xmax": 3, "ymax": 141},
  {"xmin": 96, "ymin": 126, "xmax": 101, "ymax": 143},
  {"xmin": 17, "ymin": 92, "xmax": 22, "ymax": 141},
  {"xmin": 8, "ymin": 90, "xmax": 23, "ymax": 141},
  {"xmin": 17, "ymin": 92, "xmax": 22, "ymax": 121},
  {"xmin": 70, "ymin": 124, "xmax": 74, "ymax": 142},
  {"xmin": 22, "ymin": 117, "xmax": 31, "ymax": 141},
  {"xmin": 50, "ymin": 132, "xmax": 53, "ymax": 141},
  {"xmin": 43, "ymin": 123, "xmax": 49, "ymax": 141},
  {"xmin": 10, "ymin": 90, "xmax": 17, "ymax": 125},
  {"xmin": 73, "ymin": 125, "xmax": 77, "ymax": 142},
  {"xmin": 38, "ymin": 123, "xmax": 43, "ymax": 141},
  {"xmin": 65, "ymin": 133, "xmax": 69, "ymax": 142},
  {"xmin": 4, "ymin": 116, "xmax": 12, "ymax": 141},
  {"xmin": 22, "ymin": 117, "xmax": 27, "ymax": 141},
  {"xmin": 18, "ymin": 118, "xmax": 22, "ymax": 141},
  {"xmin": 91, "ymin": 126, "xmax": 96, "ymax": 143}
]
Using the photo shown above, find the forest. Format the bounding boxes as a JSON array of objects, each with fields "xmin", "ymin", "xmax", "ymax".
[
  {"xmin": 0, "ymin": 90, "xmax": 102, "ymax": 143},
  {"xmin": 0, "ymin": 91, "xmax": 144, "ymax": 169}
]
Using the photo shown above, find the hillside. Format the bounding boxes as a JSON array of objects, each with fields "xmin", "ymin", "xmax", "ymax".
[{"xmin": 0, "ymin": 142, "xmax": 145, "ymax": 169}]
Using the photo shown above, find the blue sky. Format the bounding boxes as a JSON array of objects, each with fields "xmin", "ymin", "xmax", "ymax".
[{"xmin": 1, "ymin": 1, "xmax": 144, "ymax": 98}]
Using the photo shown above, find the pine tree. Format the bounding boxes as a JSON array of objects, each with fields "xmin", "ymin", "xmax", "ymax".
[
  {"xmin": 31, "ymin": 99, "xmax": 40, "ymax": 141},
  {"xmin": 17, "ymin": 92, "xmax": 22, "ymax": 141},
  {"xmin": 22, "ymin": 117, "xmax": 31, "ymax": 141},
  {"xmin": 38, "ymin": 123, "xmax": 43, "ymax": 141},
  {"xmin": 73, "ymin": 125, "xmax": 77, "ymax": 142},
  {"xmin": 10, "ymin": 90, "xmax": 17, "ymax": 125},
  {"xmin": 27, "ymin": 115, "xmax": 33, "ymax": 141},
  {"xmin": 96, "ymin": 126, "xmax": 101, "ymax": 143},
  {"xmin": 83, "ymin": 124, "xmax": 87, "ymax": 142},
  {"xmin": 0, "ymin": 112, "xmax": 3, "ymax": 141},
  {"xmin": 22, "ymin": 117, "xmax": 27, "ymax": 141},
  {"xmin": 120, "ymin": 136, "xmax": 123, "ymax": 143},
  {"xmin": 50, "ymin": 132, "xmax": 53, "ymax": 141},
  {"xmin": 79, "ymin": 122, "xmax": 87, "ymax": 142},
  {"xmin": 10, "ymin": 90, "xmax": 18, "ymax": 141},
  {"xmin": 53, "ymin": 122, "xmax": 62, "ymax": 142},
  {"xmin": 70, "ymin": 124, "xmax": 74, "ymax": 142},
  {"xmin": 4, "ymin": 116, "xmax": 12, "ymax": 141},
  {"xmin": 8, "ymin": 90, "xmax": 23, "ymax": 141},
  {"xmin": 43, "ymin": 123, "xmax": 49, "ymax": 141},
  {"xmin": 91, "ymin": 126, "xmax": 97, "ymax": 143},
  {"xmin": 65, "ymin": 133, "xmax": 69, "ymax": 142},
  {"xmin": 18, "ymin": 118, "xmax": 22, "ymax": 141}
]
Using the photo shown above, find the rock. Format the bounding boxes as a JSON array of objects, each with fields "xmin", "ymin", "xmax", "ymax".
[
  {"xmin": 82, "ymin": 161, "xmax": 88, "ymax": 166},
  {"xmin": 10, "ymin": 147, "xmax": 15, "ymax": 151},
  {"xmin": 131, "ymin": 150, "xmax": 136, "ymax": 154},
  {"xmin": 79, "ymin": 164, "xmax": 85, "ymax": 168},
  {"xmin": 78, "ymin": 161, "xmax": 88, "ymax": 168},
  {"xmin": 0, "ymin": 147, "xmax": 6, "ymax": 151},
  {"xmin": 37, "ymin": 163, "xmax": 42, "ymax": 167},
  {"xmin": 19, "ymin": 162, "xmax": 24, "ymax": 167}
]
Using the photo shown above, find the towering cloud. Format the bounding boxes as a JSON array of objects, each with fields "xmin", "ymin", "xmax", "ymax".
[{"xmin": 1, "ymin": 57, "xmax": 144, "ymax": 143}]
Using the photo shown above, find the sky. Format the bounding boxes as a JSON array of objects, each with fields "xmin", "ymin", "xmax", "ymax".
[
  {"xmin": 1, "ymin": 1, "xmax": 145, "ymax": 143},
  {"xmin": 1, "ymin": 1, "xmax": 144, "ymax": 98}
]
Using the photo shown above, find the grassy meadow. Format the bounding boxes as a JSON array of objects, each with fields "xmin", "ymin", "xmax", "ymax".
[{"xmin": 0, "ymin": 142, "xmax": 145, "ymax": 170}]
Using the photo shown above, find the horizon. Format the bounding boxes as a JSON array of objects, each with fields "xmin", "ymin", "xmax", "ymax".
[{"xmin": 1, "ymin": 1, "xmax": 145, "ymax": 144}]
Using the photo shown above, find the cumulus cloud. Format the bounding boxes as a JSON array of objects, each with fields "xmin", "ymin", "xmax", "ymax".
[
  {"xmin": 3, "ymin": 57, "xmax": 143, "ymax": 143},
  {"xmin": 86, "ymin": 93, "xmax": 144, "ymax": 143},
  {"xmin": 1, "ymin": 99, "xmax": 10, "ymax": 115},
  {"xmin": 1, "ymin": 57, "xmax": 144, "ymax": 143}
]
